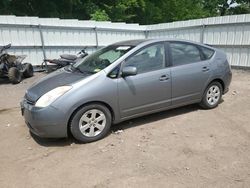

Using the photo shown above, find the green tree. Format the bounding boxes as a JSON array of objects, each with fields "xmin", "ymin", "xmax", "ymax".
[
  {"xmin": 90, "ymin": 9, "xmax": 110, "ymax": 21},
  {"xmin": 0, "ymin": 0, "xmax": 250, "ymax": 24},
  {"xmin": 0, "ymin": 0, "xmax": 11, "ymax": 14},
  {"xmin": 203, "ymin": 0, "xmax": 250, "ymax": 16},
  {"xmin": 140, "ymin": 0, "xmax": 209, "ymax": 24},
  {"xmin": 98, "ymin": 0, "xmax": 146, "ymax": 23}
]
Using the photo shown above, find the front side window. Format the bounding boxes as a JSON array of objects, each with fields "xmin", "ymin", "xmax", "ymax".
[
  {"xmin": 73, "ymin": 45, "xmax": 134, "ymax": 74},
  {"xmin": 170, "ymin": 42, "xmax": 202, "ymax": 66},
  {"xmin": 124, "ymin": 43, "xmax": 165, "ymax": 74},
  {"xmin": 108, "ymin": 65, "xmax": 120, "ymax": 78}
]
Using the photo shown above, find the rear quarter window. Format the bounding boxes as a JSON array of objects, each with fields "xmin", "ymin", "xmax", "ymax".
[{"xmin": 200, "ymin": 46, "xmax": 215, "ymax": 59}]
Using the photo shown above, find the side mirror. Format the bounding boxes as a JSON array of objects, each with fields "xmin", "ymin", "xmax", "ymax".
[{"xmin": 121, "ymin": 66, "xmax": 137, "ymax": 77}]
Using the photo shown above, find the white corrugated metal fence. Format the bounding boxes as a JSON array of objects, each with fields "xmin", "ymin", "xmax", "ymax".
[{"xmin": 0, "ymin": 14, "xmax": 250, "ymax": 67}]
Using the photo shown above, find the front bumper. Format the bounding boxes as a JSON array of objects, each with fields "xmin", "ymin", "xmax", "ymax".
[{"xmin": 20, "ymin": 99, "xmax": 68, "ymax": 138}]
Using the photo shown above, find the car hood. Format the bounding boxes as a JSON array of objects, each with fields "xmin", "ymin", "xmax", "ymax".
[{"xmin": 25, "ymin": 68, "xmax": 90, "ymax": 103}]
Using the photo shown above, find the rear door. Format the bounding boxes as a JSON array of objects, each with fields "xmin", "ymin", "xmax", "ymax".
[{"xmin": 169, "ymin": 42, "xmax": 211, "ymax": 105}]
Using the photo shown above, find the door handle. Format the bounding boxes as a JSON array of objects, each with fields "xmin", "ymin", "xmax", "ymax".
[
  {"xmin": 159, "ymin": 75, "xmax": 169, "ymax": 81},
  {"xmin": 202, "ymin": 66, "xmax": 210, "ymax": 72}
]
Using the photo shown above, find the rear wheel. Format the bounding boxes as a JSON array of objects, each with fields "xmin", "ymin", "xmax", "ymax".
[
  {"xmin": 200, "ymin": 81, "xmax": 222, "ymax": 109},
  {"xmin": 70, "ymin": 104, "xmax": 112, "ymax": 143},
  {"xmin": 8, "ymin": 67, "xmax": 22, "ymax": 84},
  {"xmin": 23, "ymin": 63, "xmax": 33, "ymax": 78}
]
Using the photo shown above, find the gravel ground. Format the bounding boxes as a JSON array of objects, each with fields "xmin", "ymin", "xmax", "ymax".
[{"xmin": 0, "ymin": 70, "xmax": 250, "ymax": 188}]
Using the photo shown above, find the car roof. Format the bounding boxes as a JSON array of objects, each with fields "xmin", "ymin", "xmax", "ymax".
[
  {"xmin": 112, "ymin": 39, "xmax": 148, "ymax": 46},
  {"xmin": 111, "ymin": 39, "xmax": 215, "ymax": 50}
]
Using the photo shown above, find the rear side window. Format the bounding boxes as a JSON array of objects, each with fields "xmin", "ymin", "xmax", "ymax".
[
  {"xmin": 200, "ymin": 46, "xmax": 215, "ymax": 59},
  {"xmin": 170, "ymin": 42, "xmax": 201, "ymax": 66}
]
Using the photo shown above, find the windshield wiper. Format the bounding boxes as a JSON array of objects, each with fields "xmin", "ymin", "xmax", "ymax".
[
  {"xmin": 71, "ymin": 65, "xmax": 94, "ymax": 74},
  {"xmin": 74, "ymin": 66, "xmax": 84, "ymax": 73}
]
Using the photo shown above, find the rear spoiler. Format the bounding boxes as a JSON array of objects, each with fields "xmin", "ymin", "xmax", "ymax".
[{"xmin": 204, "ymin": 43, "xmax": 213, "ymax": 47}]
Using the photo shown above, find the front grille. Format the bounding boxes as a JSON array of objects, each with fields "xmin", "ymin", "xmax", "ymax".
[{"xmin": 26, "ymin": 99, "xmax": 35, "ymax": 105}]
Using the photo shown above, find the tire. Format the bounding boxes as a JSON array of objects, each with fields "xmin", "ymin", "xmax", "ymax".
[
  {"xmin": 70, "ymin": 103, "xmax": 112, "ymax": 143},
  {"xmin": 23, "ymin": 63, "xmax": 33, "ymax": 78},
  {"xmin": 8, "ymin": 67, "xmax": 22, "ymax": 84},
  {"xmin": 200, "ymin": 81, "xmax": 223, "ymax": 109}
]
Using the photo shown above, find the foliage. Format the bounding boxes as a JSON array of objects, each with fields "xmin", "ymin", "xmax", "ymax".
[
  {"xmin": 90, "ymin": 9, "xmax": 110, "ymax": 21},
  {"xmin": 203, "ymin": 0, "xmax": 250, "ymax": 16},
  {"xmin": 0, "ymin": 0, "xmax": 250, "ymax": 24}
]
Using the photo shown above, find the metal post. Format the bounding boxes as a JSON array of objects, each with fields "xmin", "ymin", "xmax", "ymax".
[
  {"xmin": 200, "ymin": 24, "xmax": 206, "ymax": 44},
  {"xmin": 144, "ymin": 30, "xmax": 149, "ymax": 39},
  {"xmin": 94, "ymin": 27, "xmax": 99, "ymax": 48},
  {"xmin": 38, "ymin": 24, "xmax": 48, "ymax": 71}
]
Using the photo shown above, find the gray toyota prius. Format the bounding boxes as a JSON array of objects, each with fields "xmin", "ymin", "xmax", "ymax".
[{"xmin": 21, "ymin": 39, "xmax": 232, "ymax": 143}]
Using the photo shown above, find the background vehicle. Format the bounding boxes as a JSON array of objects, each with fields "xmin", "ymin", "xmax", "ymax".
[
  {"xmin": 42, "ymin": 49, "xmax": 88, "ymax": 72},
  {"xmin": 0, "ymin": 43, "xmax": 33, "ymax": 84},
  {"xmin": 21, "ymin": 39, "xmax": 232, "ymax": 143}
]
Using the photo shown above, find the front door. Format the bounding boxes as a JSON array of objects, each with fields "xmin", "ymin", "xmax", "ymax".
[{"xmin": 118, "ymin": 43, "xmax": 171, "ymax": 119}]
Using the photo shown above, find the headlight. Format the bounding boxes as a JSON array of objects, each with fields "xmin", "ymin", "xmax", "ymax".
[{"xmin": 35, "ymin": 86, "xmax": 72, "ymax": 108}]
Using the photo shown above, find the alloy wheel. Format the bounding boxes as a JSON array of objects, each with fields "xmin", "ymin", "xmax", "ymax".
[
  {"xmin": 206, "ymin": 85, "xmax": 220, "ymax": 106},
  {"xmin": 78, "ymin": 109, "xmax": 106, "ymax": 137}
]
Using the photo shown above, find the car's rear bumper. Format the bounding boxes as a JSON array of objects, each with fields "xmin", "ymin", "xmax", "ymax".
[
  {"xmin": 20, "ymin": 99, "xmax": 68, "ymax": 138},
  {"xmin": 223, "ymin": 70, "xmax": 232, "ymax": 94}
]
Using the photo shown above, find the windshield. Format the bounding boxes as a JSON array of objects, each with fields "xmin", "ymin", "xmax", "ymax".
[{"xmin": 73, "ymin": 45, "xmax": 134, "ymax": 74}]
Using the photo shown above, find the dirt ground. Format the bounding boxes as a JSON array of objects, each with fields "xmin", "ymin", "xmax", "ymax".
[{"xmin": 0, "ymin": 70, "xmax": 250, "ymax": 188}]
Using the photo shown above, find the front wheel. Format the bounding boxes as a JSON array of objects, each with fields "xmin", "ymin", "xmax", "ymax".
[
  {"xmin": 200, "ymin": 81, "xmax": 222, "ymax": 109},
  {"xmin": 70, "ymin": 104, "xmax": 112, "ymax": 143}
]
